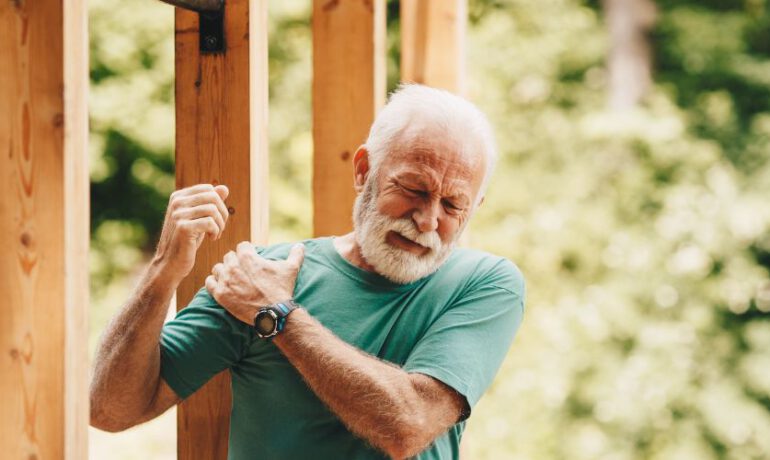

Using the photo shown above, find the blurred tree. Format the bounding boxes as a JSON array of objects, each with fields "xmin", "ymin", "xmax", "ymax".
[
  {"xmin": 603, "ymin": 0, "xmax": 657, "ymax": 110},
  {"xmin": 461, "ymin": 0, "xmax": 770, "ymax": 459}
]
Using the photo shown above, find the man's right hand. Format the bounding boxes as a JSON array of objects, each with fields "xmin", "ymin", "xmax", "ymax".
[{"xmin": 152, "ymin": 184, "xmax": 230, "ymax": 284}]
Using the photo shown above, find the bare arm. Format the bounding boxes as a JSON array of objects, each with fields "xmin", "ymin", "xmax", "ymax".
[
  {"xmin": 89, "ymin": 263, "xmax": 181, "ymax": 431},
  {"xmin": 273, "ymin": 309, "xmax": 465, "ymax": 459},
  {"xmin": 89, "ymin": 184, "xmax": 230, "ymax": 432},
  {"xmin": 206, "ymin": 242, "xmax": 466, "ymax": 459}
]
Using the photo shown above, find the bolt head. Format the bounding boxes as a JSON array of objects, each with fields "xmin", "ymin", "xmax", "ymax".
[{"xmin": 204, "ymin": 36, "xmax": 218, "ymax": 50}]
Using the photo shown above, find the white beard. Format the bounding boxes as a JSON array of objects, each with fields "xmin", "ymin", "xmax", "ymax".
[{"xmin": 352, "ymin": 175, "xmax": 458, "ymax": 284}]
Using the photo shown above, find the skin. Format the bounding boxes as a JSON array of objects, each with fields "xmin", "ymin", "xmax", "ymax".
[
  {"xmin": 90, "ymin": 125, "xmax": 488, "ymax": 459},
  {"xmin": 346, "ymin": 125, "xmax": 486, "ymax": 272},
  {"xmin": 89, "ymin": 184, "xmax": 230, "ymax": 430}
]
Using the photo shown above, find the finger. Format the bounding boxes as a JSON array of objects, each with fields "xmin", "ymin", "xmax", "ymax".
[
  {"xmin": 224, "ymin": 250, "xmax": 238, "ymax": 267},
  {"xmin": 236, "ymin": 241, "xmax": 256, "ymax": 259},
  {"xmin": 214, "ymin": 184, "xmax": 229, "ymax": 201},
  {"xmin": 176, "ymin": 192, "xmax": 229, "ymax": 230},
  {"xmin": 179, "ymin": 216, "xmax": 219, "ymax": 240},
  {"xmin": 205, "ymin": 275, "xmax": 218, "ymax": 296},
  {"xmin": 211, "ymin": 262, "xmax": 224, "ymax": 279},
  {"xmin": 174, "ymin": 204, "xmax": 225, "ymax": 237},
  {"xmin": 172, "ymin": 184, "xmax": 215, "ymax": 199},
  {"xmin": 286, "ymin": 243, "xmax": 305, "ymax": 269}
]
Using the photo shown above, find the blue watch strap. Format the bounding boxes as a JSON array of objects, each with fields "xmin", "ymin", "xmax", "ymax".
[{"xmin": 270, "ymin": 299, "xmax": 300, "ymax": 334}]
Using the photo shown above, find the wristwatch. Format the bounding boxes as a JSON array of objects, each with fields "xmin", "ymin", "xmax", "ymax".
[{"xmin": 253, "ymin": 299, "xmax": 300, "ymax": 339}]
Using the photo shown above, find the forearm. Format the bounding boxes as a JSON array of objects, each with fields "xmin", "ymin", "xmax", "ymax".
[
  {"xmin": 90, "ymin": 260, "xmax": 178, "ymax": 429},
  {"xmin": 273, "ymin": 309, "xmax": 444, "ymax": 458}
]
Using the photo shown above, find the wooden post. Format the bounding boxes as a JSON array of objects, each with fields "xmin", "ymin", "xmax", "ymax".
[
  {"xmin": 0, "ymin": 0, "xmax": 89, "ymax": 458},
  {"xmin": 312, "ymin": 0, "xmax": 386, "ymax": 237},
  {"xmin": 400, "ymin": 0, "xmax": 466, "ymax": 94},
  {"xmin": 401, "ymin": 0, "xmax": 469, "ymax": 255},
  {"xmin": 174, "ymin": 0, "xmax": 268, "ymax": 458}
]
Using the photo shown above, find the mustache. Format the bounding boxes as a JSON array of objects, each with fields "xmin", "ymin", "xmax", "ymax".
[{"xmin": 384, "ymin": 217, "xmax": 443, "ymax": 252}]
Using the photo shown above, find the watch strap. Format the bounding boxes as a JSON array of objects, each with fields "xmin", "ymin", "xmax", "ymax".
[
  {"xmin": 254, "ymin": 299, "xmax": 300, "ymax": 338},
  {"xmin": 272, "ymin": 299, "xmax": 300, "ymax": 318}
]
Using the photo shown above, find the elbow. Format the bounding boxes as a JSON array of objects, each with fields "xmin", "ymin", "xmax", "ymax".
[
  {"xmin": 89, "ymin": 391, "xmax": 138, "ymax": 433},
  {"xmin": 383, "ymin": 417, "xmax": 433, "ymax": 460},
  {"xmin": 384, "ymin": 438, "xmax": 428, "ymax": 460},
  {"xmin": 89, "ymin": 409, "xmax": 131, "ymax": 433},
  {"xmin": 90, "ymin": 417, "xmax": 129, "ymax": 433}
]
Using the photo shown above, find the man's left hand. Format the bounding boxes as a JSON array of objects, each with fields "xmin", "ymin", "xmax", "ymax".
[{"xmin": 206, "ymin": 241, "xmax": 305, "ymax": 325}]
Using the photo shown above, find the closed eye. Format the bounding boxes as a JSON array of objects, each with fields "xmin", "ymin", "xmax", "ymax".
[
  {"xmin": 400, "ymin": 184, "xmax": 425, "ymax": 197},
  {"xmin": 442, "ymin": 199, "xmax": 463, "ymax": 211}
]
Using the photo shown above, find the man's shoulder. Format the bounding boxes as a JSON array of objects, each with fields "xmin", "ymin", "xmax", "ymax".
[
  {"xmin": 443, "ymin": 247, "xmax": 525, "ymax": 297},
  {"xmin": 254, "ymin": 237, "xmax": 330, "ymax": 259}
]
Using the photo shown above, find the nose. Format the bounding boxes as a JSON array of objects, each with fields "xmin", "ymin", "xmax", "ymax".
[{"xmin": 412, "ymin": 200, "xmax": 440, "ymax": 233}]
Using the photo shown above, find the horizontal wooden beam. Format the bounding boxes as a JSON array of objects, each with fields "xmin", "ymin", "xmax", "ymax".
[{"xmin": 158, "ymin": 0, "xmax": 223, "ymax": 13}]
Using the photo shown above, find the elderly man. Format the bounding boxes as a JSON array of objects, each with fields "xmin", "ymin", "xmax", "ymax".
[{"xmin": 90, "ymin": 84, "xmax": 525, "ymax": 459}]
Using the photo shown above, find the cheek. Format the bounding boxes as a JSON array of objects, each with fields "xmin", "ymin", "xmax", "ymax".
[
  {"xmin": 437, "ymin": 216, "xmax": 462, "ymax": 242},
  {"xmin": 376, "ymin": 193, "xmax": 414, "ymax": 219}
]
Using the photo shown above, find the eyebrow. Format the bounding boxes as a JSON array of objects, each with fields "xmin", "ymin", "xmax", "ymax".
[{"xmin": 393, "ymin": 175, "xmax": 471, "ymax": 206}]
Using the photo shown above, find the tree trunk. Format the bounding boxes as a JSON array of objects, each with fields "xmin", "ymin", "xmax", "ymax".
[{"xmin": 603, "ymin": 0, "xmax": 657, "ymax": 111}]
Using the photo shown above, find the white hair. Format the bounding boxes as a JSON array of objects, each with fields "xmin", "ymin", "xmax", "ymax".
[{"xmin": 364, "ymin": 84, "xmax": 498, "ymax": 201}]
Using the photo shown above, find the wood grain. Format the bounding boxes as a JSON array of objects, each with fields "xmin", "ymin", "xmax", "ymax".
[
  {"xmin": 0, "ymin": 0, "xmax": 89, "ymax": 458},
  {"xmin": 400, "ymin": 0, "xmax": 467, "ymax": 93},
  {"xmin": 175, "ymin": 0, "xmax": 268, "ymax": 458},
  {"xmin": 312, "ymin": 0, "xmax": 386, "ymax": 237}
]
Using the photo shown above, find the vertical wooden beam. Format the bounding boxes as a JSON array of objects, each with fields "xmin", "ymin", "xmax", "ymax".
[
  {"xmin": 400, "ymin": 0, "xmax": 467, "ymax": 94},
  {"xmin": 312, "ymin": 0, "xmax": 386, "ymax": 237},
  {"xmin": 174, "ymin": 0, "xmax": 268, "ymax": 459},
  {"xmin": 401, "ymin": 0, "xmax": 471, "ymax": 251},
  {"xmin": 0, "ymin": 0, "xmax": 89, "ymax": 458}
]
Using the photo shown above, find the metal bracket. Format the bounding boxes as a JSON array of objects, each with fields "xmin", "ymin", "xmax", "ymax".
[
  {"xmin": 199, "ymin": 9, "xmax": 225, "ymax": 54},
  {"xmin": 158, "ymin": 0, "xmax": 226, "ymax": 54}
]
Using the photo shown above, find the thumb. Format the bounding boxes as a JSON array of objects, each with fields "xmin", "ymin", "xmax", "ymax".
[
  {"xmin": 286, "ymin": 243, "xmax": 305, "ymax": 269},
  {"xmin": 214, "ymin": 184, "xmax": 229, "ymax": 201}
]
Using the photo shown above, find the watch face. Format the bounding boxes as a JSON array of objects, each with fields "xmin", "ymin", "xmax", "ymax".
[{"xmin": 255, "ymin": 310, "xmax": 277, "ymax": 336}]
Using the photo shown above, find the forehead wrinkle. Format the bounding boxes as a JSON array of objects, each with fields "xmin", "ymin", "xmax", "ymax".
[
  {"xmin": 380, "ymin": 124, "xmax": 485, "ymax": 201},
  {"xmin": 407, "ymin": 130, "xmax": 484, "ymax": 174}
]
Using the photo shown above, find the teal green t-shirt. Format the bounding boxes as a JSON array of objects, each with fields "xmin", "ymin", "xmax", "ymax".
[{"xmin": 160, "ymin": 237, "xmax": 524, "ymax": 460}]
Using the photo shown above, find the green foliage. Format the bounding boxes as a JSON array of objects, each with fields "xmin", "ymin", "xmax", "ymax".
[
  {"xmin": 89, "ymin": 0, "xmax": 770, "ymax": 458},
  {"xmin": 462, "ymin": 0, "xmax": 770, "ymax": 458},
  {"xmin": 89, "ymin": 0, "xmax": 176, "ymax": 294}
]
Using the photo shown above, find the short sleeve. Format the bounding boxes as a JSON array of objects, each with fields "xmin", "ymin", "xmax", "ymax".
[
  {"xmin": 403, "ymin": 259, "xmax": 525, "ymax": 415},
  {"xmin": 160, "ymin": 287, "xmax": 253, "ymax": 399}
]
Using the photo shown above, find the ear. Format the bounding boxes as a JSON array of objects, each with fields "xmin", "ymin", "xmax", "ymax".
[{"xmin": 353, "ymin": 145, "xmax": 370, "ymax": 193}]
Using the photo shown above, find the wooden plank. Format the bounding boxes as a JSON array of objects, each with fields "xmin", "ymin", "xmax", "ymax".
[
  {"xmin": 174, "ymin": 0, "xmax": 268, "ymax": 459},
  {"xmin": 0, "ymin": 0, "xmax": 89, "ymax": 458},
  {"xmin": 400, "ymin": 0, "xmax": 466, "ymax": 93},
  {"xmin": 312, "ymin": 0, "xmax": 386, "ymax": 237},
  {"xmin": 64, "ymin": 1, "xmax": 90, "ymax": 457}
]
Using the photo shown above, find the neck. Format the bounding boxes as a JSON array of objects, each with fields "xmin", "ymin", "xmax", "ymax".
[{"xmin": 333, "ymin": 232, "xmax": 377, "ymax": 273}]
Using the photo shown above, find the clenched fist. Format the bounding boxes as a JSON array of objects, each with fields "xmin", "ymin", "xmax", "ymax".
[
  {"xmin": 206, "ymin": 241, "xmax": 305, "ymax": 325},
  {"xmin": 152, "ymin": 184, "xmax": 230, "ymax": 284}
]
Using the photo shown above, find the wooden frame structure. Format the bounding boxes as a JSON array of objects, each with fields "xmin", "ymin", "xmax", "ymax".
[
  {"xmin": 1, "ymin": 0, "xmax": 89, "ymax": 458},
  {"xmin": 2, "ymin": 0, "xmax": 465, "ymax": 457},
  {"xmin": 401, "ymin": 0, "xmax": 466, "ymax": 94},
  {"xmin": 174, "ymin": 0, "xmax": 266, "ymax": 458}
]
